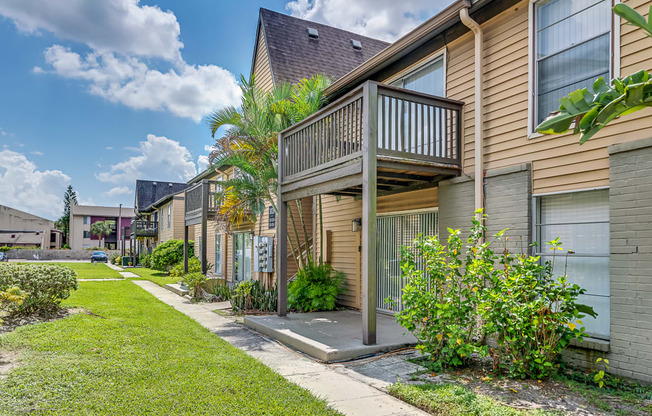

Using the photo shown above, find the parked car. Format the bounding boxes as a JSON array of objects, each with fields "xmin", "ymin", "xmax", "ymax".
[
  {"xmin": 90, "ymin": 251, "xmax": 108, "ymax": 263},
  {"xmin": 0, "ymin": 252, "xmax": 7, "ymax": 262}
]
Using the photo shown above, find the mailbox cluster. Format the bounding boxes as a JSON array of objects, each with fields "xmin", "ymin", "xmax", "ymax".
[{"xmin": 253, "ymin": 236, "xmax": 274, "ymax": 273}]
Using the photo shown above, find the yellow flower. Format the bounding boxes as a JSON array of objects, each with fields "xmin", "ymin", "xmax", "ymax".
[
  {"xmin": 456, "ymin": 338, "xmax": 462, "ymax": 345},
  {"xmin": 436, "ymin": 333, "xmax": 442, "ymax": 341},
  {"xmin": 472, "ymin": 287, "xmax": 478, "ymax": 293}
]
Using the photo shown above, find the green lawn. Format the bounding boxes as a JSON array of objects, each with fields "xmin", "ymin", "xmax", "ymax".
[
  {"xmin": 18, "ymin": 262, "xmax": 123, "ymax": 279},
  {"xmin": 0, "ymin": 281, "xmax": 340, "ymax": 415},
  {"xmin": 130, "ymin": 267, "xmax": 180, "ymax": 287},
  {"xmin": 388, "ymin": 383, "xmax": 559, "ymax": 416}
]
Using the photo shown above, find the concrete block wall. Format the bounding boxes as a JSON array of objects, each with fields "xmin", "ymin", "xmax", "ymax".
[
  {"xmin": 484, "ymin": 164, "xmax": 532, "ymax": 255},
  {"xmin": 438, "ymin": 176, "xmax": 475, "ymax": 240},
  {"xmin": 4, "ymin": 249, "xmax": 121, "ymax": 261}
]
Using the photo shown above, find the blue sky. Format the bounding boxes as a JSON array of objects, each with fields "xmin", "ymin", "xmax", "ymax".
[{"xmin": 0, "ymin": 0, "xmax": 449, "ymax": 220}]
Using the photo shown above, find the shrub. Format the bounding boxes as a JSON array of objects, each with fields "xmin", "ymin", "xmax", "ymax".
[
  {"xmin": 395, "ymin": 215, "xmax": 489, "ymax": 371},
  {"xmin": 169, "ymin": 257, "xmax": 201, "ymax": 277},
  {"xmin": 395, "ymin": 210, "xmax": 593, "ymax": 379},
  {"xmin": 480, "ymin": 237, "xmax": 591, "ymax": 379},
  {"xmin": 0, "ymin": 287, "xmax": 26, "ymax": 324},
  {"xmin": 0, "ymin": 263, "xmax": 78, "ymax": 315},
  {"xmin": 109, "ymin": 252, "xmax": 121, "ymax": 265},
  {"xmin": 139, "ymin": 253, "xmax": 151, "ymax": 268},
  {"xmin": 62, "ymin": 244, "xmax": 71, "ymax": 250},
  {"xmin": 288, "ymin": 262, "xmax": 345, "ymax": 312},
  {"xmin": 212, "ymin": 283, "xmax": 231, "ymax": 302},
  {"xmin": 230, "ymin": 280, "xmax": 277, "ymax": 312},
  {"xmin": 182, "ymin": 272, "xmax": 206, "ymax": 299},
  {"xmin": 150, "ymin": 239, "xmax": 194, "ymax": 271}
]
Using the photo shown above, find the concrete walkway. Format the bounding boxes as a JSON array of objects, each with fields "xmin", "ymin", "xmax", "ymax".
[
  {"xmin": 105, "ymin": 263, "xmax": 125, "ymax": 271},
  {"xmin": 132, "ymin": 280, "xmax": 428, "ymax": 416}
]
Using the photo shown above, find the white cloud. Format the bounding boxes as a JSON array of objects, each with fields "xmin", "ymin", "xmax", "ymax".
[
  {"xmin": 0, "ymin": 0, "xmax": 182, "ymax": 61},
  {"xmin": 104, "ymin": 186, "xmax": 132, "ymax": 197},
  {"xmin": 197, "ymin": 155, "xmax": 210, "ymax": 171},
  {"xmin": 286, "ymin": 0, "xmax": 453, "ymax": 41},
  {"xmin": 0, "ymin": 0, "xmax": 241, "ymax": 121},
  {"xmin": 105, "ymin": 146, "xmax": 113, "ymax": 150},
  {"xmin": 0, "ymin": 150, "xmax": 70, "ymax": 220},
  {"xmin": 38, "ymin": 45, "xmax": 240, "ymax": 122},
  {"xmin": 31, "ymin": 151, "xmax": 44, "ymax": 156},
  {"xmin": 96, "ymin": 134, "xmax": 197, "ymax": 186}
]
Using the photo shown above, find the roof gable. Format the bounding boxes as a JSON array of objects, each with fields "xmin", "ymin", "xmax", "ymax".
[
  {"xmin": 256, "ymin": 8, "xmax": 390, "ymax": 87},
  {"xmin": 135, "ymin": 180, "xmax": 188, "ymax": 213}
]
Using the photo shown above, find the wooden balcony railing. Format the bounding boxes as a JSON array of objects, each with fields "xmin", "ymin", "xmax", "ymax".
[
  {"xmin": 279, "ymin": 81, "xmax": 462, "ymax": 182},
  {"xmin": 184, "ymin": 180, "xmax": 219, "ymax": 224},
  {"xmin": 130, "ymin": 220, "xmax": 158, "ymax": 238}
]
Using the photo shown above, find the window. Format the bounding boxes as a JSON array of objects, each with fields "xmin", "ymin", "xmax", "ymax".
[
  {"xmin": 534, "ymin": 0, "xmax": 612, "ymax": 125},
  {"xmin": 167, "ymin": 205, "xmax": 171, "ymax": 229},
  {"xmin": 233, "ymin": 232, "xmax": 252, "ymax": 282},
  {"xmin": 214, "ymin": 234, "xmax": 222, "ymax": 274},
  {"xmin": 83, "ymin": 216, "xmax": 90, "ymax": 225},
  {"xmin": 83, "ymin": 231, "xmax": 91, "ymax": 239},
  {"xmin": 535, "ymin": 189, "xmax": 610, "ymax": 339},
  {"xmin": 391, "ymin": 55, "xmax": 445, "ymax": 97},
  {"xmin": 197, "ymin": 235, "xmax": 202, "ymax": 262}
]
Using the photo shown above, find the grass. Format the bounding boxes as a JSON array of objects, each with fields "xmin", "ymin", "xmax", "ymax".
[
  {"xmin": 0, "ymin": 281, "xmax": 340, "ymax": 415},
  {"xmin": 387, "ymin": 383, "xmax": 559, "ymax": 416},
  {"xmin": 130, "ymin": 267, "xmax": 180, "ymax": 287},
  {"xmin": 18, "ymin": 262, "xmax": 123, "ymax": 279}
]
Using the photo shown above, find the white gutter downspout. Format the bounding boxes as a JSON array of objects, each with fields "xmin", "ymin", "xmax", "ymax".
[{"xmin": 459, "ymin": 1, "xmax": 484, "ymax": 221}]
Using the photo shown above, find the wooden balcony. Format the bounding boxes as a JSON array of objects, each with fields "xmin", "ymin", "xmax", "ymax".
[
  {"xmin": 130, "ymin": 220, "xmax": 158, "ymax": 238},
  {"xmin": 278, "ymin": 81, "xmax": 463, "ymax": 200},
  {"xmin": 184, "ymin": 180, "xmax": 219, "ymax": 226}
]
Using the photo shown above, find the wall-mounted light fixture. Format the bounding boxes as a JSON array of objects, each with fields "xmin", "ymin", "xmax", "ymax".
[{"xmin": 351, "ymin": 218, "xmax": 362, "ymax": 232}]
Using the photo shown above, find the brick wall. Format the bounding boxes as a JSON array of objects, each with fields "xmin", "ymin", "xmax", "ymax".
[
  {"xmin": 484, "ymin": 164, "xmax": 532, "ymax": 254},
  {"xmin": 438, "ymin": 176, "xmax": 475, "ymax": 239}
]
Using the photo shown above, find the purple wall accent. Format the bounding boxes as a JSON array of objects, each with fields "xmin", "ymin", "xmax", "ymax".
[{"xmin": 89, "ymin": 216, "xmax": 105, "ymax": 240}]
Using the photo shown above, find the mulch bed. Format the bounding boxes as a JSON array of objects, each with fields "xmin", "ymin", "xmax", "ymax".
[{"xmin": 0, "ymin": 308, "xmax": 84, "ymax": 334}]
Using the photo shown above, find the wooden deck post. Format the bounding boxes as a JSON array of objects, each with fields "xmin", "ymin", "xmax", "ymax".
[
  {"xmin": 183, "ymin": 225, "xmax": 189, "ymax": 273},
  {"xmin": 201, "ymin": 179, "xmax": 209, "ymax": 275},
  {"xmin": 277, "ymin": 133, "xmax": 288, "ymax": 316},
  {"xmin": 362, "ymin": 81, "xmax": 378, "ymax": 345}
]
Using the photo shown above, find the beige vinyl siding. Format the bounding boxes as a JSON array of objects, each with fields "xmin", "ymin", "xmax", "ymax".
[
  {"xmin": 171, "ymin": 196, "xmax": 185, "ymax": 240},
  {"xmin": 315, "ymin": 188, "xmax": 439, "ymax": 309},
  {"xmin": 252, "ymin": 26, "xmax": 275, "ymax": 93},
  {"xmin": 442, "ymin": 0, "xmax": 652, "ymax": 194}
]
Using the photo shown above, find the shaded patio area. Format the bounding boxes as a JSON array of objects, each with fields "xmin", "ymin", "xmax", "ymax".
[{"xmin": 244, "ymin": 310, "xmax": 417, "ymax": 362}]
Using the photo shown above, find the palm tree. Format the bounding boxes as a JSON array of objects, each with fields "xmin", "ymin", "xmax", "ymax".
[
  {"xmin": 205, "ymin": 74, "xmax": 330, "ymax": 268},
  {"xmin": 90, "ymin": 221, "xmax": 113, "ymax": 249}
]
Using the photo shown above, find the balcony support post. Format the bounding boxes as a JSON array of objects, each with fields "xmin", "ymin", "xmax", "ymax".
[
  {"xmin": 277, "ymin": 133, "xmax": 288, "ymax": 317},
  {"xmin": 201, "ymin": 179, "xmax": 209, "ymax": 275},
  {"xmin": 361, "ymin": 81, "xmax": 378, "ymax": 345}
]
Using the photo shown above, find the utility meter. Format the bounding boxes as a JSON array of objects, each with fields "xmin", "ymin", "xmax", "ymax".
[{"xmin": 253, "ymin": 236, "xmax": 274, "ymax": 273}]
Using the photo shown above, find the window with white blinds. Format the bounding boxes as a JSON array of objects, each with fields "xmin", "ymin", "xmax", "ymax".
[
  {"xmin": 535, "ymin": 189, "xmax": 610, "ymax": 339},
  {"xmin": 214, "ymin": 234, "xmax": 222, "ymax": 275},
  {"xmin": 391, "ymin": 56, "xmax": 444, "ymax": 97},
  {"xmin": 535, "ymin": 0, "xmax": 612, "ymax": 124}
]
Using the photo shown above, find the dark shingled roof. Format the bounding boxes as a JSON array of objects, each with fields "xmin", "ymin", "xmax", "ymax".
[
  {"xmin": 257, "ymin": 8, "xmax": 390, "ymax": 85},
  {"xmin": 134, "ymin": 180, "xmax": 188, "ymax": 214}
]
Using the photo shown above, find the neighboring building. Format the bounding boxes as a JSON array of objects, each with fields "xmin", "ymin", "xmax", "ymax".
[
  {"xmin": 183, "ymin": 8, "xmax": 389, "ymax": 281},
  {"xmin": 131, "ymin": 180, "xmax": 187, "ymax": 255},
  {"xmin": 0, "ymin": 205, "xmax": 63, "ymax": 249},
  {"xmin": 271, "ymin": 0, "xmax": 652, "ymax": 382},
  {"xmin": 69, "ymin": 205, "xmax": 134, "ymax": 250}
]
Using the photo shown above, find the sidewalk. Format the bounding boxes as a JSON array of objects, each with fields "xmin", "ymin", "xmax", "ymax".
[{"xmin": 132, "ymin": 280, "xmax": 428, "ymax": 416}]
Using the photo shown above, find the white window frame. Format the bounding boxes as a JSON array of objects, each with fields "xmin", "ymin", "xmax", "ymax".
[
  {"xmin": 167, "ymin": 205, "xmax": 171, "ymax": 229},
  {"xmin": 83, "ymin": 216, "xmax": 90, "ymax": 225},
  {"xmin": 214, "ymin": 234, "xmax": 222, "ymax": 275},
  {"xmin": 384, "ymin": 48, "xmax": 447, "ymax": 97},
  {"xmin": 531, "ymin": 186, "xmax": 610, "ymax": 340},
  {"xmin": 527, "ymin": 0, "xmax": 619, "ymax": 138}
]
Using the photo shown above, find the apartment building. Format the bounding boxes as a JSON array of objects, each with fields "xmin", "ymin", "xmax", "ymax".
[
  {"xmin": 0, "ymin": 204, "xmax": 62, "ymax": 249},
  {"xmin": 69, "ymin": 205, "xmax": 134, "ymax": 250}
]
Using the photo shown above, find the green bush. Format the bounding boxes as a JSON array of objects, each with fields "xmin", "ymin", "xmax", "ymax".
[
  {"xmin": 150, "ymin": 239, "xmax": 194, "ymax": 271},
  {"xmin": 212, "ymin": 283, "xmax": 231, "ymax": 302},
  {"xmin": 169, "ymin": 257, "xmax": 201, "ymax": 277},
  {"xmin": 139, "ymin": 253, "xmax": 151, "ymax": 268},
  {"xmin": 288, "ymin": 262, "xmax": 345, "ymax": 312},
  {"xmin": 230, "ymin": 280, "xmax": 277, "ymax": 312},
  {"xmin": 109, "ymin": 252, "xmax": 121, "ymax": 265},
  {"xmin": 396, "ymin": 210, "xmax": 592, "ymax": 379},
  {"xmin": 0, "ymin": 246, "xmax": 35, "ymax": 252},
  {"xmin": 62, "ymin": 244, "xmax": 71, "ymax": 250},
  {"xmin": 0, "ymin": 263, "xmax": 78, "ymax": 315},
  {"xmin": 182, "ymin": 272, "xmax": 206, "ymax": 299}
]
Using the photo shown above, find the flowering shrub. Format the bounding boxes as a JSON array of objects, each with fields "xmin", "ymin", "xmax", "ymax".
[
  {"xmin": 150, "ymin": 239, "xmax": 194, "ymax": 271},
  {"xmin": 0, "ymin": 286, "xmax": 26, "ymax": 324},
  {"xmin": 395, "ymin": 215, "xmax": 490, "ymax": 371},
  {"xmin": 396, "ymin": 211, "xmax": 593, "ymax": 379},
  {"xmin": 0, "ymin": 263, "xmax": 78, "ymax": 315}
]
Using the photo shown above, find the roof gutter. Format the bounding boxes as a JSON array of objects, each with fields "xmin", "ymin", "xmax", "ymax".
[{"xmin": 459, "ymin": 1, "xmax": 484, "ymax": 222}]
